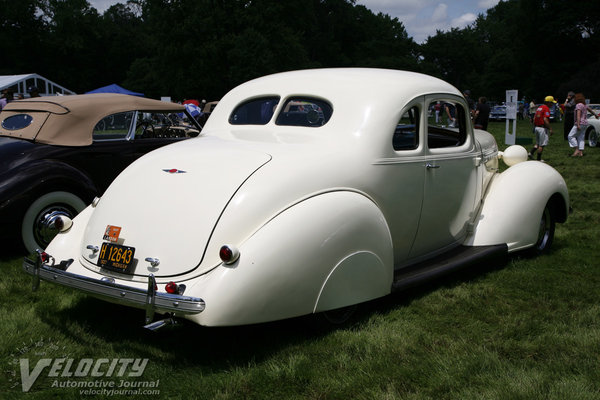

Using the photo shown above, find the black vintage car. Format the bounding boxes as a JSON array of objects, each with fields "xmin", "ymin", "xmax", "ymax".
[{"xmin": 0, "ymin": 93, "xmax": 202, "ymax": 252}]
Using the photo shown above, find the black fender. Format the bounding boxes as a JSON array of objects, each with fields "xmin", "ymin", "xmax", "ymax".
[{"xmin": 0, "ymin": 159, "xmax": 98, "ymax": 229}]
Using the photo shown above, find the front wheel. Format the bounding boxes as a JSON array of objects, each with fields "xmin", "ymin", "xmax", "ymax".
[
  {"xmin": 588, "ymin": 127, "xmax": 598, "ymax": 148},
  {"xmin": 21, "ymin": 191, "xmax": 86, "ymax": 253},
  {"xmin": 529, "ymin": 202, "xmax": 555, "ymax": 255}
]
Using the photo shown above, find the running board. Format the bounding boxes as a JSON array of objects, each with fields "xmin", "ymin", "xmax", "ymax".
[{"xmin": 392, "ymin": 244, "xmax": 508, "ymax": 292}]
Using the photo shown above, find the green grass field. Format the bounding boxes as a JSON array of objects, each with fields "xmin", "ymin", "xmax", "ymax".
[{"xmin": 2, "ymin": 119, "xmax": 599, "ymax": 399}]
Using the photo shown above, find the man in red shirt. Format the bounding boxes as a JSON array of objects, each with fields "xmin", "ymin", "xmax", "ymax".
[{"xmin": 530, "ymin": 96, "xmax": 555, "ymax": 161}]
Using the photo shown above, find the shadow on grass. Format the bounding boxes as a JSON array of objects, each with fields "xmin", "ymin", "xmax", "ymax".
[{"xmin": 31, "ymin": 252, "xmax": 517, "ymax": 371}]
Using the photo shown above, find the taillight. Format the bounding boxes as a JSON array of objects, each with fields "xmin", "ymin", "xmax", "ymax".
[
  {"xmin": 165, "ymin": 281, "xmax": 178, "ymax": 294},
  {"xmin": 40, "ymin": 252, "xmax": 50, "ymax": 263},
  {"xmin": 219, "ymin": 245, "xmax": 240, "ymax": 264},
  {"xmin": 164, "ymin": 281, "xmax": 186, "ymax": 295}
]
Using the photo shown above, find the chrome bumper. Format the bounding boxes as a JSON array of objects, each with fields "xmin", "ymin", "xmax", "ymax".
[{"xmin": 23, "ymin": 255, "xmax": 205, "ymax": 324}]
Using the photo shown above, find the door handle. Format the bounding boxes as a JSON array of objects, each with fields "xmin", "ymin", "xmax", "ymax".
[{"xmin": 426, "ymin": 163, "xmax": 440, "ymax": 169}]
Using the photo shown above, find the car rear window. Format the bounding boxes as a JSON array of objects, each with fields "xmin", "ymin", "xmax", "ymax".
[
  {"xmin": 1, "ymin": 114, "xmax": 34, "ymax": 130},
  {"xmin": 0, "ymin": 111, "xmax": 49, "ymax": 141},
  {"xmin": 229, "ymin": 97, "xmax": 280, "ymax": 125},
  {"xmin": 276, "ymin": 98, "xmax": 333, "ymax": 127}
]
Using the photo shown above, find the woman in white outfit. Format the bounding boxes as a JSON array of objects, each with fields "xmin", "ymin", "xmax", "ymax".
[{"xmin": 568, "ymin": 93, "xmax": 599, "ymax": 157}]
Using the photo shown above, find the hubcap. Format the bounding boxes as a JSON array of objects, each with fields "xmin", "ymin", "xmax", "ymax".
[{"xmin": 33, "ymin": 206, "xmax": 75, "ymax": 248}]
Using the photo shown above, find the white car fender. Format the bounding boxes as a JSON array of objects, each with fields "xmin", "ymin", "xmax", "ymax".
[
  {"xmin": 46, "ymin": 204, "xmax": 93, "ymax": 260},
  {"xmin": 465, "ymin": 161, "xmax": 569, "ymax": 251},
  {"xmin": 186, "ymin": 191, "xmax": 393, "ymax": 326}
]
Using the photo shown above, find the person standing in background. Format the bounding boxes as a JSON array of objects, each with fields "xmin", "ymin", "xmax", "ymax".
[
  {"xmin": 563, "ymin": 91, "xmax": 575, "ymax": 141},
  {"xmin": 530, "ymin": 96, "xmax": 555, "ymax": 162},
  {"xmin": 0, "ymin": 88, "xmax": 14, "ymax": 110},
  {"xmin": 567, "ymin": 93, "xmax": 599, "ymax": 157},
  {"xmin": 529, "ymin": 99, "xmax": 536, "ymax": 122},
  {"xmin": 473, "ymin": 97, "xmax": 491, "ymax": 130}
]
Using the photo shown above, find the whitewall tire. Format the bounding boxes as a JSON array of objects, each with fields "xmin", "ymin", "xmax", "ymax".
[{"xmin": 21, "ymin": 191, "xmax": 86, "ymax": 253}]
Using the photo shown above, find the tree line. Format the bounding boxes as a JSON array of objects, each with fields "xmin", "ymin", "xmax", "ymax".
[{"xmin": 1, "ymin": 0, "xmax": 598, "ymax": 103}]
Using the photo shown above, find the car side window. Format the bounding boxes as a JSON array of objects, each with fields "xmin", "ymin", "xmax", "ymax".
[
  {"xmin": 134, "ymin": 112, "xmax": 188, "ymax": 139},
  {"xmin": 393, "ymin": 106, "xmax": 420, "ymax": 151},
  {"xmin": 427, "ymin": 100, "xmax": 467, "ymax": 148},
  {"xmin": 229, "ymin": 97, "xmax": 280, "ymax": 125},
  {"xmin": 275, "ymin": 98, "xmax": 333, "ymax": 127},
  {"xmin": 93, "ymin": 111, "xmax": 134, "ymax": 141}
]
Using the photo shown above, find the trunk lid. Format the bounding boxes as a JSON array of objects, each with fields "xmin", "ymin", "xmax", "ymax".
[{"xmin": 81, "ymin": 137, "xmax": 271, "ymax": 277}]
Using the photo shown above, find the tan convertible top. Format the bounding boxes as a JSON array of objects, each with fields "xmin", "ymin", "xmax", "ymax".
[{"xmin": 0, "ymin": 93, "xmax": 186, "ymax": 146}]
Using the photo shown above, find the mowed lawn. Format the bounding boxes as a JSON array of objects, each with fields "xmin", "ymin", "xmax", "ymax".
[{"xmin": 1, "ymin": 119, "xmax": 599, "ymax": 399}]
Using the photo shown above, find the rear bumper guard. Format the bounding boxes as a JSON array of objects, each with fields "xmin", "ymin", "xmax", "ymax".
[{"xmin": 23, "ymin": 254, "xmax": 205, "ymax": 324}]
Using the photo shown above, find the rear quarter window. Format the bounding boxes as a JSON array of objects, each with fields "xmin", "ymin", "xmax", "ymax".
[
  {"xmin": 276, "ymin": 98, "xmax": 333, "ymax": 127},
  {"xmin": 229, "ymin": 97, "xmax": 280, "ymax": 125}
]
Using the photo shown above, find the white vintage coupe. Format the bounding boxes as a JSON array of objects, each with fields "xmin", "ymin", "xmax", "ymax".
[
  {"xmin": 586, "ymin": 118, "xmax": 600, "ymax": 147},
  {"xmin": 24, "ymin": 69, "xmax": 569, "ymax": 328}
]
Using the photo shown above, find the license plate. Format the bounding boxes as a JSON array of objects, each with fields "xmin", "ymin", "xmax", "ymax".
[{"xmin": 98, "ymin": 242, "xmax": 136, "ymax": 274}]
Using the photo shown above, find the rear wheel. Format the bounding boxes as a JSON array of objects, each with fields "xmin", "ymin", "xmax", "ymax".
[
  {"xmin": 21, "ymin": 191, "xmax": 86, "ymax": 253},
  {"xmin": 588, "ymin": 127, "xmax": 598, "ymax": 147}
]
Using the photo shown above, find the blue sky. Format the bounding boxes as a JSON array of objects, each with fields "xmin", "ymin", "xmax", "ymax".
[{"xmin": 88, "ymin": 0, "xmax": 501, "ymax": 43}]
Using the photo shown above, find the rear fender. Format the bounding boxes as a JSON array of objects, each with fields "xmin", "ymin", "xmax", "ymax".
[
  {"xmin": 187, "ymin": 191, "xmax": 393, "ymax": 326},
  {"xmin": 1, "ymin": 159, "xmax": 97, "ymax": 207},
  {"xmin": 465, "ymin": 161, "xmax": 569, "ymax": 251}
]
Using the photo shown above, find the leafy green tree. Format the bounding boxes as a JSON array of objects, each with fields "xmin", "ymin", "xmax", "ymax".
[{"xmin": 0, "ymin": 0, "xmax": 47, "ymax": 76}]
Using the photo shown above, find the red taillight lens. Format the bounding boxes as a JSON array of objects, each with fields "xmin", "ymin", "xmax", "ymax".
[
  {"xmin": 219, "ymin": 246, "xmax": 233, "ymax": 262},
  {"xmin": 219, "ymin": 245, "xmax": 240, "ymax": 264},
  {"xmin": 165, "ymin": 281, "xmax": 178, "ymax": 294},
  {"xmin": 40, "ymin": 252, "xmax": 50, "ymax": 263}
]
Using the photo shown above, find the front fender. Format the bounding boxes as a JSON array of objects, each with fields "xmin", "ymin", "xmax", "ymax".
[
  {"xmin": 465, "ymin": 161, "xmax": 569, "ymax": 251},
  {"xmin": 187, "ymin": 191, "xmax": 394, "ymax": 326}
]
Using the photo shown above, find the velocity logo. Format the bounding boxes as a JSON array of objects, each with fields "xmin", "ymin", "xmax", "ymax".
[{"xmin": 19, "ymin": 358, "xmax": 148, "ymax": 392}]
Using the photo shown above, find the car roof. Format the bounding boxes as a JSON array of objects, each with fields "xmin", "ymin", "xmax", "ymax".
[
  {"xmin": 206, "ymin": 68, "xmax": 463, "ymax": 139},
  {"xmin": 0, "ymin": 93, "xmax": 185, "ymax": 146},
  {"xmin": 225, "ymin": 68, "xmax": 460, "ymax": 103}
]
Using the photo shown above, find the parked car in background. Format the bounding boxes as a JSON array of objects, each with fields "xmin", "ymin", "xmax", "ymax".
[
  {"xmin": 586, "ymin": 103, "xmax": 600, "ymax": 118},
  {"xmin": 489, "ymin": 104, "xmax": 506, "ymax": 121},
  {"xmin": 25, "ymin": 69, "xmax": 569, "ymax": 329},
  {"xmin": 586, "ymin": 116, "xmax": 600, "ymax": 147},
  {"xmin": 197, "ymin": 101, "xmax": 219, "ymax": 126},
  {"xmin": 1, "ymin": 93, "xmax": 201, "ymax": 252}
]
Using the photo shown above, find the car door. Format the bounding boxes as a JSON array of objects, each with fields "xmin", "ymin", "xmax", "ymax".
[
  {"xmin": 371, "ymin": 98, "xmax": 426, "ymax": 266},
  {"xmin": 408, "ymin": 95, "xmax": 479, "ymax": 259}
]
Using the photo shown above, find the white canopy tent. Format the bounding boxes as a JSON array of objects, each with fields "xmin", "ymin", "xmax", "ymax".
[{"xmin": 0, "ymin": 73, "xmax": 75, "ymax": 97}]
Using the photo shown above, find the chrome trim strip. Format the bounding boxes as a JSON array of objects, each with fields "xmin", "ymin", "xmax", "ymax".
[{"xmin": 23, "ymin": 257, "xmax": 205, "ymax": 315}]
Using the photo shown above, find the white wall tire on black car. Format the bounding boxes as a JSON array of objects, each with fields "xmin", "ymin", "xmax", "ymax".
[{"xmin": 21, "ymin": 191, "xmax": 86, "ymax": 253}]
